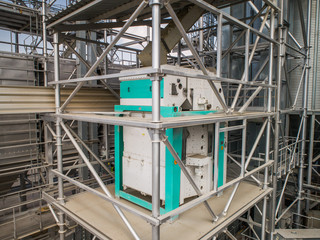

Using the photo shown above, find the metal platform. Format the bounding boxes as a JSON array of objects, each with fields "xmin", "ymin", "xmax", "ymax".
[
  {"xmin": 275, "ymin": 229, "xmax": 320, "ymax": 239},
  {"xmin": 45, "ymin": 182, "xmax": 271, "ymax": 240}
]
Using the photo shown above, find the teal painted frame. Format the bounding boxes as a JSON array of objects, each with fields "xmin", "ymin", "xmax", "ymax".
[
  {"xmin": 114, "ymin": 105, "xmax": 183, "ymax": 214},
  {"xmin": 218, "ymin": 129, "xmax": 225, "ymax": 187},
  {"xmin": 114, "ymin": 105, "xmax": 225, "ymax": 214}
]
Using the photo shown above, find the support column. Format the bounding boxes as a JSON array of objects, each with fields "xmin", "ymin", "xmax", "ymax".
[
  {"xmin": 199, "ymin": 16, "xmax": 204, "ymax": 62},
  {"xmin": 44, "ymin": 122, "xmax": 54, "ymax": 185},
  {"xmin": 151, "ymin": 0, "xmax": 162, "ymax": 239},
  {"xmin": 297, "ymin": 0, "xmax": 311, "ymax": 224},
  {"xmin": 177, "ymin": 40, "xmax": 181, "ymax": 66},
  {"xmin": 42, "ymin": 0, "xmax": 48, "ymax": 86},
  {"xmin": 54, "ymin": 32, "xmax": 65, "ymax": 240},
  {"xmin": 263, "ymin": 8, "xmax": 275, "ymax": 240},
  {"xmin": 15, "ymin": 32, "xmax": 19, "ymax": 53},
  {"xmin": 271, "ymin": 1, "xmax": 284, "ymax": 237}
]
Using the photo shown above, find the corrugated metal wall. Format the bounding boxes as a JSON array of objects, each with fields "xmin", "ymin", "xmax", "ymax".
[
  {"xmin": 308, "ymin": 0, "xmax": 320, "ymax": 109},
  {"xmin": 0, "ymin": 53, "xmax": 119, "ymax": 194},
  {"xmin": 288, "ymin": 0, "xmax": 319, "ymax": 110},
  {"xmin": 0, "ymin": 86, "xmax": 119, "ymax": 114}
]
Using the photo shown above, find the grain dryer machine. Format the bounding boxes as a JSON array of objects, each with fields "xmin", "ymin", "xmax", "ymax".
[{"xmin": 114, "ymin": 65, "xmax": 227, "ymax": 214}]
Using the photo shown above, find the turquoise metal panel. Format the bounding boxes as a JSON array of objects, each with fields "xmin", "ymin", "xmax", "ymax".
[
  {"xmin": 218, "ymin": 130, "xmax": 225, "ymax": 187},
  {"xmin": 165, "ymin": 128, "xmax": 182, "ymax": 212},
  {"xmin": 120, "ymin": 79, "xmax": 164, "ymax": 99},
  {"xmin": 119, "ymin": 191, "xmax": 166, "ymax": 214},
  {"xmin": 114, "ymin": 104, "xmax": 226, "ymax": 214},
  {"xmin": 114, "ymin": 105, "xmax": 178, "ymax": 114},
  {"xmin": 114, "ymin": 125, "xmax": 123, "ymax": 197},
  {"xmin": 114, "ymin": 105, "xmax": 182, "ymax": 214}
]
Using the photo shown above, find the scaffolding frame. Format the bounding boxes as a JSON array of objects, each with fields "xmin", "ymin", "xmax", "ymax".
[{"xmin": 38, "ymin": 0, "xmax": 315, "ymax": 239}]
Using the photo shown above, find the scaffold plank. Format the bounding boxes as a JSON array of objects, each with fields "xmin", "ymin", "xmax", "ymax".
[{"xmin": 48, "ymin": 182, "xmax": 271, "ymax": 240}]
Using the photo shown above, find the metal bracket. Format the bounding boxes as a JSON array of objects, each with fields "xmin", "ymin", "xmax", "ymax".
[
  {"xmin": 147, "ymin": 128, "xmax": 166, "ymax": 142},
  {"xmin": 149, "ymin": 0, "xmax": 163, "ymax": 7}
]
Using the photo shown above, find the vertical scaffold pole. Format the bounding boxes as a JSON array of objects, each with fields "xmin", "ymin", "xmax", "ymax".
[
  {"xmin": 42, "ymin": 0, "xmax": 48, "ymax": 87},
  {"xmin": 54, "ymin": 32, "xmax": 65, "ymax": 240},
  {"xmin": 262, "ymin": 7, "xmax": 275, "ymax": 240},
  {"xmin": 297, "ymin": 0, "xmax": 312, "ymax": 224},
  {"xmin": 151, "ymin": 0, "xmax": 162, "ymax": 239},
  {"xmin": 271, "ymin": 1, "xmax": 283, "ymax": 237}
]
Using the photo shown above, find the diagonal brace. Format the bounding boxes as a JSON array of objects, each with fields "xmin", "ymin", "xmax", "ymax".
[
  {"xmin": 60, "ymin": 121, "xmax": 140, "ymax": 240},
  {"xmin": 244, "ymin": 119, "xmax": 268, "ymax": 170},
  {"xmin": 63, "ymin": 122, "xmax": 114, "ymax": 178},
  {"xmin": 238, "ymin": 86, "xmax": 263, "ymax": 113},
  {"xmin": 160, "ymin": 133, "xmax": 219, "ymax": 221},
  {"xmin": 164, "ymin": 1, "xmax": 228, "ymax": 113},
  {"xmin": 59, "ymin": 0, "xmax": 147, "ymax": 112},
  {"xmin": 64, "ymin": 41, "xmax": 120, "ymax": 100},
  {"xmin": 48, "ymin": 204, "xmax": 61, "ymax": 224}
]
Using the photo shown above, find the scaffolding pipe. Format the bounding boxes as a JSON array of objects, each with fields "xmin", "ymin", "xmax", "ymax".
[
  {"xmin": 292, "ymin": 65, "xmax": 307, "ymax": 108},
  {"xmin": 227, "ymin": 153, "xmax": 261, "ymax": 185},
  {"xmin": 241, "ymin": 119, "xmax": 247, "ymax": 177},
  {"xmin": 42, "ymin": 0, "xmax": 48, "ymax": 87},
  {"xmin": 165, "ymin": 2, "xmax": 228, "ymax": 112},
  {"xmin": 222, "ymin": 4, "xmax": 267, "ymax": 59},
  {"xmin": 60, "ymin": 121, "xmax": 140, "ymax": 240},
  {"xmin": 244, "ymin": 119, "xmax": 268, "ymax": 170},
  {"xmin": 64, "ymin": 41, "xmax": 120, "ymax": 99},
  {"xmin": 59, "ymin": 0, "xmax": 147, "ymax": 112},
  {"xmin": 151, "ymin": 0, "xmax": 162, "ymax": 239},
  {"xmin": 64, "ymin": 123, "xmax": 114, "ymax": 178},
  {"xmin": 222, "ymin": 183, "xmax": 239, "ymax": 215},
  {"xmin": 231, "ymin": 9, "xmax": 270, "ymax": 111},
  {"xmin": 216, "ymin": 13, "xmax": 222, "ymax": 77},
  {"xmin": 214, "ymin": 122, "xmax": 220, "ymax": 190},
  {"xmin": 53, "ymin": 32, "xmax": 65, "ymax": 240},
  {"xmin": 297, "ymin": 0, "xmax": 311, "ymax": 224},
  {"xmin": 262, "ymin": 8, "xmax": 275, "ymax": 240},
  {"xmin": 271, "ymin": 0, "xmax": 284, "ymax": 236},
  {"xmin": 161, "ymin": 134, "xmax": 218, "ymax": 221}
]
